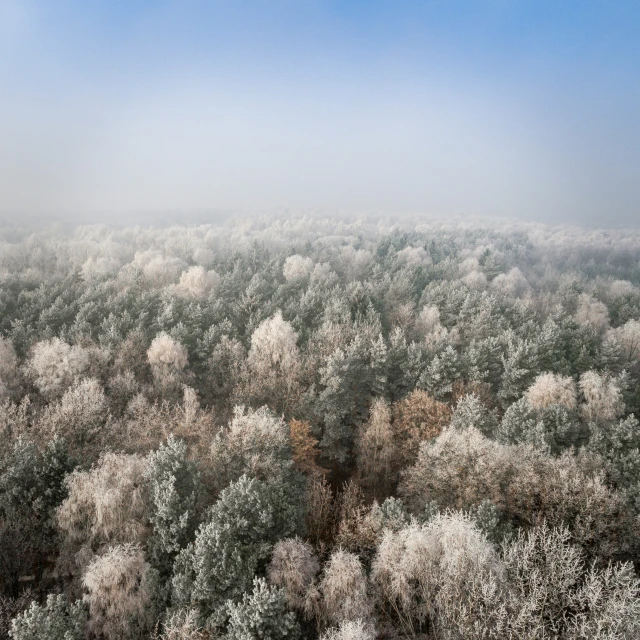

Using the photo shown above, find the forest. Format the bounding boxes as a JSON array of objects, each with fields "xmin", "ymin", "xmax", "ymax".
[{"xmin": 0, "ymin": 215, "xmax": 639, "ymax": 639}]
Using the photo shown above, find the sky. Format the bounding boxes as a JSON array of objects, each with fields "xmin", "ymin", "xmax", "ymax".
[{"xmin": 1, "ymin": 1, "xmax": 639, "ymax": 225}]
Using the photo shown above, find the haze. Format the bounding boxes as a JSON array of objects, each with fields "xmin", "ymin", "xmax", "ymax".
[{"xmin": 1, "ymin": 1, "xmax": 639, "ymax": 226}]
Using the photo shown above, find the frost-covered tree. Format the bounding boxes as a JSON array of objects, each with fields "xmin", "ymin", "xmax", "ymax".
[
  {"xmin": 142, "ymin": 255, "xmax": 186, "ymax": 287},
  {"xmin": 498, "ymin": 335, "xmax": 539, "ymax": 406},
  {"xmin": 210, "ymin": 406, "xmax": 300, "ymax": 492},
  {"xmin": 418, "ymin": 345, "xmax": 461, "ymax": 399},
  {"xmin": 83, "ymin": 543, "xmax": 159, "ymax": 640},
  {"xmin": 38, "ymin": 378, "xmax": 108, "ymax": 451},
  {"xmin": 491, "ymin": 267, "xmax": 529, "ymax": 297},
  {"xmin": 147, "ymin": 333, "xmax": 188, "ymax": 388},
  {"xmin": 9, "ymin": 594, "xmax": 86, "ymax": 640},
  {"xmin": 267, "ymin": 538, "xmax": 319, "ymax": 611},
  {"xmin": 525, "ymin": 372, "xmax": 577, "ymax": 410},
  {"xmin": 414, "ymin": 305, "xmax": 444, "ymax": 340},
  {"xmin": 371, "ymin": 512, "xmax": 504, "ymax": 638},
  {"xmin": 502, "ymin": 524, "xmax": 640, "ymax": 639},
  {"xmin": 316, "ymin": 550, "xmax": 373, "ymax": 630},
  {"xmin": 226, "ymin": 577, "xmax": 300, "ymax": 640},
  {"xmin": 449, "ymin": 393, "xmax": 497, "ymax": 437},
  {"xmin": 283, "ymin": 255, "xmax": 314, "ymax": 282},
  {"xmin": 319, "ymin": 620, "xmax": 374, "ymax": 640},
  {"xmin": 575, "ymin": 293, "xmax": 610, "ymax": 334},
  {"xmin": 172, "ymin": 475, "xmax": 301, "ymax": 627},
  {"xmin": 155, "ymin": 608, "xmax": 206, "ymax": 640},
  {"xmin": 0, "ymin": 338, "xmax": 18, "ymax": 400},
  {"xmin": 56, "ymin": 452, "xmax": 150, "ymax": 576},
  {"xmin": 607, "ymin": 319, "xmax": 640, "ymax": 365},
  {"xmin": 579, "ymin": 370, "xmax": 624, "ymax": 422},
  {"xmin": 176, "ymin": 266, "xmax": 220, "ymax": 299},
  {"xmin": 145, "ymin": 436, "xmax": 200, "ymax": 572},
  {"xmin": 400, "ymin": 426, "xmax": 632, "ymax": 559},
  {"xmin": 26, "ymin": 338, "xmax": 90, "ymax": 398},
  {"xmin": 244, "ymin": 312, "xmax": 302, "ymax": 412},
  {"xmin": 355, "ymin": 398, "xmax": 395, "ymax": 490},
  {"xmin": 589, "ymin": 414, "xmax": 640, "ymax": 509}
]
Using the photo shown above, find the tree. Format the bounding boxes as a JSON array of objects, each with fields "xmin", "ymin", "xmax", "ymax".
[
  {"xmin": 244, "ymin": 312, "xmax": 302, "ymax": 413},
  {"xmin": 498, "ymin": 335, "xmax": 538, "ymax": 406},
  {"xmin": 267, "ymin": 538, "xmax": 319, "ymax": 611},
  {"xmin": 502, "ymin": 524, "xmax": 640, "ymax": 639},
  {"xmin": 154, "ymin": 609, "xmax": 206, "ymax": 640},
  {"xmin": 0, "ymin": 437, "xmax": 74, "ymax": 595},
  {"xmin": 210, "ymin": 406, "xmax": 300, "ymax": 492},
  {"xmin": 319, "ymin": 619, "xmax": 374, "ymax": 640},
  {"xmin": 316, "ymin": 550, "xmax": 372, "ymax": 630},
  {"xmin": 176, "ymin": 266, "xmax": 220, "ymax": 299},
  {"xmin": 82, "ymin": 544, "xmax": 159, "ymax": 640},
  {"xmin": 490, "ymin": 267, "xmax": 530, "ymax": 297},
  {"xmin": 288, "ymin": 420, "xmax": 326, "ymax": 476},
  {"xmin": 283, "ymin": 255, "xmax": 314, "ymax": 283},
  {"xmin": 400, "ymin": 426, "xmax": 633, "ymax": 560},
  {"xmin": 38, "ymin": 378, "xmax": 108, "ymax": 453},
  {"xmin": 579, "ymin": 370, "xmax": 624, "ymax": 423},
  {"xmin": 371, "ymin": 513, "xmax": 503, "ymax": 638},
  {"xmin": 0, "ymin": 338, "xmax": 18, "ymax": 400},
  {"xmin": 226, "ymin": 577, "xmax": 300, "ymax": 640},
  {"xmin": 589, "ymin": 414, "xmax": 640, "ymax": 509},
  {"xmin": 145, "ymin": 436, "xmax": 200, "ymax": 572},
  {"xmin": 390, "ymin": 390, "xmax": 451, "ymax": 466},
  {"xmin": 449, "ymin": 393, "xmax": 497, "ymax": 437},
  {"xmin": 207, "ymin": 335, "xmax": 245, "ymax": 408},
  {"xmin": 355, "ymin": 398, "xmax": 395, "ymax": 492},
  {"xmin": 316, "ymin": 335, "xmax": 387, "ymax": 462},
  {"xmin": 147, "ymin": 333, "xmax": 188, "ymax": 388},
  {"xmin": 9, "ymin": 595, "xmax": 86, "ymax": 640},
  {"xmin": 418, "ymin": 345, "xmax": 461, "ymax": 400},
  {"xmin": 575, "ymin": 293, "xmax": 610, "ymax": 334},
  {"xmin": 606, "ymin": 319, "xmax": 640, "ymax": 367},
  {"xmin": 171, "ymin": 475, "xmax": 301, "ymax": 628},
  {"xmin": 26, "ymin": 338, "xmax": 89, "ymax": 398},
  {"xmin": 56, "ymin": 452, "xmax": 150, "ymax": 578},
  {"xmin": 525, "ymin": 372, "xmax": 577, "ymax": 410}
]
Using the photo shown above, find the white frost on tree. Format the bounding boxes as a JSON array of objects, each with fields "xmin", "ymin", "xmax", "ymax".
[
  {"xmin": 176, "ymin": 266, "xmax": 220, "ymax": 298},
  {"xmin": 397, "ymin": 246, "xmax": 431, "ymax": 267},
  {"xmin": 579, "ymin": 371, "xmax": 624, "ymax": 422},
  {"xmin": 320, "ymin": 620, "xmax": 375, "ymax": 640},
  {"xmin": 244, "ymin": 312, "xmax": 302, "ymax": 410},
  {"xmin": 0, "ymin": 336, "xmax": 18, "ymax": 400},
  {"xmin": 82, "ymin": 543, "xmax": 157, "ymax": 640},
  {"xmin": 491, "ymin": 267, "xmax": 530, "ymax": 297},
  {"xmin": 415, "ymin": 305, "xmax": 448, "ymax": 345},
  {"xmin": 462, "ymin": 270, "xmax": 488, "ymax": 290},
  {"xmin": 575, "ymin": 293, "xmax": 610, "ymax": 334},
  {"xmin": 371, "ymin": 512, "xmax": 504, "ymax": 638},
  {"xmin": 26, "ymin": 337, "xmax": 90, "ymax": 398},
  {"xmin": 525, "ymin": 372, "xmax": 577, "ymax": 410},
  {"xmin": 268, "ymin": 538, "xmax": 319, "ymax": 611},
  {"xmin": 283, "ymin": 255, "xmax": 314, "ymax": 282},
  {"xmin": 317, "ymin": 549, "xmax": 373, "ymax": 630},
  {"xmin": 147, "ymin": 332, "xmax": 188, "ymax": 385},
  {"xmin": 40, "ymin": 377, "xmax": 108, "ymax": 445},
  {"xmin": 606, "ymin": 319, "xmax": 640, "ymax": 363}
]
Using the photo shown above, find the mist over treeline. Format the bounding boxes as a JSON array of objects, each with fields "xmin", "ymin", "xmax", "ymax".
[{"xmin": 1, "ymin": 215, "xmax": 640, "ymax": 639}]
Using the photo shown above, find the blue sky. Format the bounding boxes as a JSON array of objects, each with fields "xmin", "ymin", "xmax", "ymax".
[{"xmin": 1, "ymin": 1, "xmax": 639, "ymax": 224}]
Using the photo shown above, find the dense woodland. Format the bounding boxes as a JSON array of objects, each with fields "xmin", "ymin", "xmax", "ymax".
[{"xmin": 1, "ymin": 215, "xmax": 640, "ymax": 639}]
